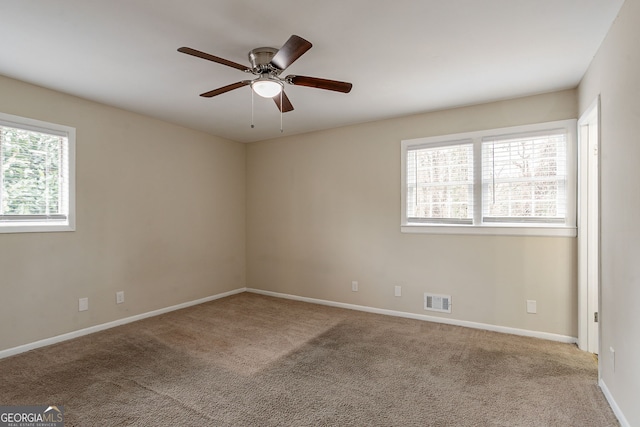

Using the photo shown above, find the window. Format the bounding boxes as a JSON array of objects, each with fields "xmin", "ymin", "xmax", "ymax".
[
  {"xmin": 0, "ymin": 112, "xmax": 75, "ymax": 233},
  {"xmin": 406, "ymin": 140, "xmax": 474, "ymax": 224},
  {"xmin": 401, "ymin": 120, "xmax": 576, "ymax": 236},
  {"xmin": 482, "ymin": 130, "xmax": 567, "ymax": 224}
]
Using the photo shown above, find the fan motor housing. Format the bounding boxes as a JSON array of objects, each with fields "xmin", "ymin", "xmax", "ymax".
[{"xmin": 248, "ymin": 47, "xmax": 278, "ymax": 72}]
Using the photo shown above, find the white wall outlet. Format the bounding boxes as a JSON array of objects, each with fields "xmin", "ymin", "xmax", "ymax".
[
  {"xmin": 351, "ymin": 281, "xmax": 358, "ymax": 292},
  {"xmin": 78, "ymin": 297, "xmax": 89, "ymax": 312},
  {"xmin": 116, "ymin": 291, "xmax": 125, "ymax": 304},
  {"xmin": 394, "ymin": 285, "xmax": 402, "ymax": 297},
  {"xmin": 526, "ymin": 300, "xmax": 537, "ymax": 314}
]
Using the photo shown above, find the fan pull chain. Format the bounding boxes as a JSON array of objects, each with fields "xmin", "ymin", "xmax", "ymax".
[
  {"xmin": 251, "ymin": 89, "xmax": 255, "ymax": 128},
  {"xmin": 280, "ymin": 91, "xmax": 283, "ymax": 133}
]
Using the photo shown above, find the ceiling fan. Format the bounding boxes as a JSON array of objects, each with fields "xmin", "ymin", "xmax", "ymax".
[{"xmin": 178, "ymin": 35, "xmax": 353, "ymax": 113}]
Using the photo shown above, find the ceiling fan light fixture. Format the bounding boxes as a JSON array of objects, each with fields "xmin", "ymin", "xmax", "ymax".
[
  {"xmin": 251, "ymin": 78, "xmax": 283, "ymax": 98},
  {"xmin": 179, "ymin": 35, "xmax": 352, "ymax": 114}
]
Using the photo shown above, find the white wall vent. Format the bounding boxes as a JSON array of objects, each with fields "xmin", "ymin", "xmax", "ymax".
[{"xmin": 424, "ymin": 293, "xmax": 451, "ymax": 313}]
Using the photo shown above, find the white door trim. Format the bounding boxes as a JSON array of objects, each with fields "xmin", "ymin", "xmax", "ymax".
[{"xmin": 577, "ymin": 95, "xmax": 600, "ymax": 354}]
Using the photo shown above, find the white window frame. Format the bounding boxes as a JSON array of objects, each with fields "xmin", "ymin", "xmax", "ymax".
[
  {"xmin": 0, "ymin": 112, "xmax": 76, "ymax": 233},
  {"xmin": 401, "ymin": 119, "xmax": 577, "ymax": 237},
  {"xmin": 405, "ymin": 139, "xmax": 475, "ymax": 225}
]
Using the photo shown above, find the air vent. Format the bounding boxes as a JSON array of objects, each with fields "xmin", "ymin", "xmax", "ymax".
[{"xmin": 424, "ymin": 293, "xmax": 451, "ymax": 313}]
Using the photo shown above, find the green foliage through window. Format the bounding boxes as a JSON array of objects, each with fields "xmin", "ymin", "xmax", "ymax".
[{"xmin": 1, "ymin": 126, "xmax": 66, "ymax": 217}]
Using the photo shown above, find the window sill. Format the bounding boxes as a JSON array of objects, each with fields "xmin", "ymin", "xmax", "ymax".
[
  {"xmin": 0, "ymin": 221, "xmax": 75, "ymax": 234},
  {"xmin": 401, "ymin": 224, "xmax": 577, "ymax": 237}
]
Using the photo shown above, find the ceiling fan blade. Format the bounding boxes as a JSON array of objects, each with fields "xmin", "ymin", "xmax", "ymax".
[
  {"xmin": 287, "ymin": 75, "xmax": 353, "ymax": 93},
  {"xmin": 273, "ymin": 91, "xmax": 294, "ymax": 113},
  {"xmin": 178, "ymin": 47, "xmax": 250, "ymax": 72},
  {"xmin": 270, "ymin": 35, "xmax": 312, "ymax": 71},
  {"xmin": 200, "ymin": 81, "xmax": 250, "ymax": 98}
]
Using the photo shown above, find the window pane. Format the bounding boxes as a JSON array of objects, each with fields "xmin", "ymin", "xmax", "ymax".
[
  {"xmin": 407, "ymin": 142, "xmax": 473, "ymax": 223},
  {"xmin": 482, "ymin": 131, "xmax": 566, "ymax": 223},
  {"xmin": 1, "ymin": 126, "xmax": 66, "ymax": 217}
]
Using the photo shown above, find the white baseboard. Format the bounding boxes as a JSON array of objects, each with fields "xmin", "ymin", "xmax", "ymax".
[
  {"xmin": 0, "ymin": 286, "xmax": 577, "ymax": 360},
  {"xmin": 246, "ymin": 288, "xmax": 578, "ymax": 344},
  {"xmin": 0, "ymin": 287, "xmax": 247, "ymax": 360},
  {"xmin": 599, "ymin": 379, "xmax": 630, "ymax": 427}
]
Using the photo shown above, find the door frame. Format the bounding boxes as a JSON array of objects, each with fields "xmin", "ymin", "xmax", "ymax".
[{"xmin": 577, "ymin": 95, "xmax": 600, "ymax": 355}]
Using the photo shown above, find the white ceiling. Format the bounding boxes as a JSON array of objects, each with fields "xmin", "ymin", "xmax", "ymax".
[{"xmin": 0, "ymin": 1, "xmax": 624, "ymax": 143}]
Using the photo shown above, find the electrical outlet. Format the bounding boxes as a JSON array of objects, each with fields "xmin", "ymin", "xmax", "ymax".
[
  {"xmin": 116, "ymin": 291, "xmax": 125, "ymax": 304},
  {"xmin": 526, "ymin": 300, "xmax": 537, "ymax": 314},
  {"xmin": 394, "ymin": 285, "xmax": 402, "ymax": 297},
  {"xmin": 79, "ymin": 297, "xmax": 89, "ymax": 312},
  {"xmin": 352, "ymin": 281, "xmax": 358, "ymax": 292}
]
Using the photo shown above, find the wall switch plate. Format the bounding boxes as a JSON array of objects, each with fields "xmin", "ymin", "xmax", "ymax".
[
  {"xmin": 116, "ymin": 291, "xmax": 125, "ymax": 304},
  {"xmin": 351, "ymin": 281, "xmax": 358, "ymax": 292},
  {"xmin": 79, "ymin": 297, "xmax": 89, "ymax": 312},
  {"xmin": 610, "ymin": 347, "xmax": 615, "ymax": 371},
  {"xmin": 394, "ymin": 285, "xmax": 402, "ymax": 297},
  {"xmin": 527, "ymin": 300, "xmax": 537, "ymax": 314}
]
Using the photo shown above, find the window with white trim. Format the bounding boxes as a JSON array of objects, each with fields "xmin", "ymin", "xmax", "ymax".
[
  {"xmin": 401, "ymin": 120, "xmax": 576, "ymax": 236},
  {"xmin": 0, "ymin": 112, "xmax": 75, "ymax": 233}
]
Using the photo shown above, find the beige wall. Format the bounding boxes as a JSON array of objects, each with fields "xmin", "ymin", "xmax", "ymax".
[
  {"xmin": 0, "ymin": 77, "xmax": 581, "ymax": 350},
  {"xmin": 247, "ymin": 90, "xmax": 578, "ymax": 337},
  {"xmin": 0, "ymin": 75, "xmax": 246, "ymax": 351},
  {"xmin": 579, "ymin": 0, "xmax": 640, "ymax": 424}
]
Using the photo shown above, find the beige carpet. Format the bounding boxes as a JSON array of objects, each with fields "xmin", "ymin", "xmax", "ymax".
[{"xmin": 0, "ymin": 293, "xmax": 618, "ymax": 426}]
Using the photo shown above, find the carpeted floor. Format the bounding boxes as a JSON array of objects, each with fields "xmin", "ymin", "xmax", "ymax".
[{"xmin": 0, "ymin": 293, "xmax": 618, "ymax": 426}]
